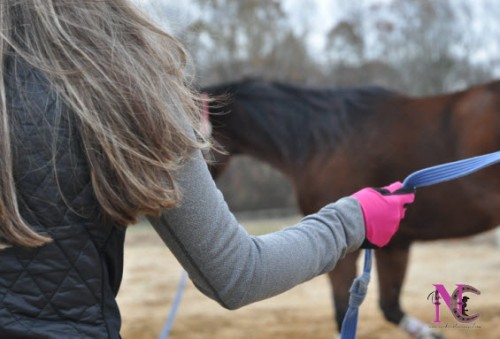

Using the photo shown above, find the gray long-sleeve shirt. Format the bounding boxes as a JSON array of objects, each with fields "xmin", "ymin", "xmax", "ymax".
[{"xmin": 147, "ymin": 149, "xmax": 365, "ymax": 310}]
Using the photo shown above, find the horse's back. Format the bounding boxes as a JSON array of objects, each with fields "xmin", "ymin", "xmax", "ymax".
[
  {"xmin": 398, "ymin": 81, "xmax": 500, "ymax": 240},
  {"xmin": 296, "ymin": 81, "xmax": 500, "ymax": 240}
]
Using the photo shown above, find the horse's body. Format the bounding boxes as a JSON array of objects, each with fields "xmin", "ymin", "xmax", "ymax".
[{"xmin": 202, "ymin": 78, "xmax": 500, "ymax": 337}]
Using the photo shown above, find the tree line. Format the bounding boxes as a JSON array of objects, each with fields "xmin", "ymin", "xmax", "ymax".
[{"xmin": 138, "ymin": 0, "xmax": 499, "ymax": 212}]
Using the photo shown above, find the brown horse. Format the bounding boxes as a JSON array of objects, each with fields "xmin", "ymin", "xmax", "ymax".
[{"xmin": 202, "ymin": 78, "xmax": 500, "ymax": 338}]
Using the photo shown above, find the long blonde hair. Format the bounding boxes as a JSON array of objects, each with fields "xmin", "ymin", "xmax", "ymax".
[{"xmin": 0, "ymin": 0, "xmax": 207, "ymax": 247}]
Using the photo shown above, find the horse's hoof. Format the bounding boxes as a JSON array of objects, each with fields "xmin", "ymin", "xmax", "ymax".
[{"xmin": 399, "ymin": 315, "xmax": 446, "ymax": 339}]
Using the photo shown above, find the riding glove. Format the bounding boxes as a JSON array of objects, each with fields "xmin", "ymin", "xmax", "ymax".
[{"xmin": 352, "ymin": 181, "xmax": 415, "ymax": 248}]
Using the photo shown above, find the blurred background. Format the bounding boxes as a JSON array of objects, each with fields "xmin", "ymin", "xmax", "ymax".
[
  {"xmin": 135, "ymin": 0, "xmax": 500, "ymax": 214},
  {"xmin": 118, "ymin": 2, "xmax": 500, "ymax": 338}
]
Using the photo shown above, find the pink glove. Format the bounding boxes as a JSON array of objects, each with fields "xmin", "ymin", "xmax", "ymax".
[{"xmin": 352, "ymin": 182, "xmax": 415, "ymax": 248}]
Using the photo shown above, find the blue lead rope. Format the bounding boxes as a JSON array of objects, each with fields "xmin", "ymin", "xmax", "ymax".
[
  {"xmin": 159, "ymin": 270, "xmax": 188, "ymax": 339},
  {"xmin": 402, "ymin": 151, "xmax": 500, "ymax": 189},
  {"xmin": 339, "ymin": 249, "xmax": 373, "ymax": 339},
  {"xmin": 340, "ymin": 150, "xmax": 500, "ymax": 339}
]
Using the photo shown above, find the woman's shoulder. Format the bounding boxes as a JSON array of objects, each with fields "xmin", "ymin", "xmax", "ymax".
[
  {"xmin": 5, "ymin": 55, "xmax": 53, "ymax": 93},
  {"xmin": 5, "ymin": 55, "xmax": 60, "ymax": 123}
]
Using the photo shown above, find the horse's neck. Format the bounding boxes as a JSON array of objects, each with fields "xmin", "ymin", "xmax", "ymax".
[
  {"xmin": 219, "ymin": 131, "xmax": 296, "ymax": 177},
  {"xmin": 242, "ymin": 140, "xmax": 296, "ymax": 177},
  {"xmin": 214, "ymin": 111, "xmax": 298, "ymax": 177}
]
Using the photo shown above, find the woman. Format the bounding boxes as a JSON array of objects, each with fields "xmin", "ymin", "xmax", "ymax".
[{"xmin": 0, "ymin": 1, "xmax": 414, "ymax": 338}]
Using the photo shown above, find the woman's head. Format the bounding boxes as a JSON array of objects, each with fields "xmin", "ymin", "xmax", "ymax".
[{"xmin": 0, "ymin": 0, "xmax": 207, "ymax": 247}]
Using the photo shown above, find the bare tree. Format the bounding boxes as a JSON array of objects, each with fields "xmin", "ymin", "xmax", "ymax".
[
  {"xmin": 324, "ymin": 0, "xmax": 493, "ymax": 94},
  {"xmin": 181, "ymin": 0, "xmax": 324, "ymax": 86}
]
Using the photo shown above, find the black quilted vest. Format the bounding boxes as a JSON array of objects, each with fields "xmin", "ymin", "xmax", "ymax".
[{"xmin": 0, "ymin": 57, "xmax": 125, "ymax": 338}]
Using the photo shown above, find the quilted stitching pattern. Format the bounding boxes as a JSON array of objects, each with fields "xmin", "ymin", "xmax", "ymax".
[{"xmin": 0, "ymin": 57, "xmax": 123, "ymax": 338}]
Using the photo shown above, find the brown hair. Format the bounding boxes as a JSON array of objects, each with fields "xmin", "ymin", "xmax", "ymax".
[{"xmin": 0, "ymin": 0, "xmax": 207, "ymax": 247}]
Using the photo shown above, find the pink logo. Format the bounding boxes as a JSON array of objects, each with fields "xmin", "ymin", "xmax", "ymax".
[{"xmin": 428, "ymin": 284, "xmax": 480, "ymax": 323}]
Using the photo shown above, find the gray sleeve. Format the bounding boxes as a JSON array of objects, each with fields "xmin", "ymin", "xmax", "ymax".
[{"xmin": 147, "ymin": 149, "xmax": 365, "ymax": 310}]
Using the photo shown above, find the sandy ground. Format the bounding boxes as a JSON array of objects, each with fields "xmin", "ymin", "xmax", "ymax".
[{"xmin": 117, "ymin": 216, "xmax": 500, "ymax": 339}]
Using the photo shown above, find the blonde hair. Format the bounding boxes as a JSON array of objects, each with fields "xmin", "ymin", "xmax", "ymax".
[{"xmin": 0, "ymin": 0, "xmax": 207, "ymax": 247}]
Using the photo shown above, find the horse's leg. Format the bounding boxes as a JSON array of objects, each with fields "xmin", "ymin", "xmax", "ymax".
[
  {"xmin": 375, "ymin": 246, "xmax": 443, "ymax": 339},
  {"xmin": 327, "ymin": 249, "xmax": 360, "ymax": 333}
]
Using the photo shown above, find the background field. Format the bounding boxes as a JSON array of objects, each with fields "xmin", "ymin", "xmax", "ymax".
[{"xmin": 118, "ymin": 216, "xmax": 500, "ymax": 339}]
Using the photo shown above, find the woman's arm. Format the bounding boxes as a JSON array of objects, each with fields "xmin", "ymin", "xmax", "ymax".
[{"xmin": 147, "ymin": 149, "xmax": 365, "ymax": 310}]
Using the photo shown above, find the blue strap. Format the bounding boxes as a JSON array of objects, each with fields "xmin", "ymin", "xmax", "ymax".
[
  {"xmin": 340, "ymin": 150, "xmax": 500, "ymax": 338},
  {"xmin": 158, "ymin": 270, "xmax": 188, "ymax": 339},
  {"xmin": 403, "ymin": 151, "xmax": 500, "ymax": 189},
  {"xmin": 340, "ymin": 250, "xmax": 372, "ymax": 339}
]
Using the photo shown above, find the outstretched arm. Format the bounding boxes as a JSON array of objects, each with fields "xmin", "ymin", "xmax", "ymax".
[{"xmin": 147, "ymin": 149, "xmax": 365, "ymax": 309}]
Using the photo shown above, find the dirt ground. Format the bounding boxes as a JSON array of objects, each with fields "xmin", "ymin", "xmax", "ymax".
[{"xmin": 117, "ymin": 215, "xmax": 500, "ymax": 339}]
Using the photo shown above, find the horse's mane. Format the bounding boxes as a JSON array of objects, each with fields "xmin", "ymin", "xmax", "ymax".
[{"xmin": 204, "ymin": 78, "xmax": 399, "ymax": 163}]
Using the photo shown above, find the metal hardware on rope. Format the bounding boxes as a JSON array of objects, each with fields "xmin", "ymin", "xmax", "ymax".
[
  {"xmin": 158, "ymin": 270, "xmax": 188, "ymax": 339},
  {"xmin": 340, "ymin": 150, "xmax": 500, "ymax": 339}
]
